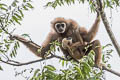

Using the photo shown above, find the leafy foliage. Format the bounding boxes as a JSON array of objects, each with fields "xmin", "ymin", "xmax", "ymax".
[
  {"xmin": 10, "ymin": 41, "xmax": 20, "ymax": 58},
  {"xmin": 30, "ymin": 49, "xmax": 112, "ymax": 80},
  {"xmin": 0, "ymin": 0, "xmax": 34, "ymax": 70},
  {"xmin": 29, "ymin": 44, "xmax": 113, "ymax": 80},
  {"xmin": 45, "ymin": 0, "xmax": 120, "ymax": 9},
  {"xmin": 0, "ymin": 0, "xmax": 34, "ymax": 54}
]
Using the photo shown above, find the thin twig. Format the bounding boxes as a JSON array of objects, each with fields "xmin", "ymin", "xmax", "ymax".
[
  {"xmin": 0, "ymin": 20, "xmax": 12, "ymax": 37},
  {"xmin": 0, "ymin": 55, "xmax": 68, "ymax": 66}
]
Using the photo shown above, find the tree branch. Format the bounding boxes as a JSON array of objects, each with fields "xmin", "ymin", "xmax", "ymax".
[
  {"xmin": 0, "ymin": 55, "xmax": 68, "ymax": 66},
  {"xmin": 103, "ymin": 66, "xmax": 120, "ymax": 77},
  {"xmin": 95, "ymin": 0, "xmax": 120, "ymax": 57},
  {"xmin": 0, "ymin": 54, "xmax": 120, "ymax": 77}
]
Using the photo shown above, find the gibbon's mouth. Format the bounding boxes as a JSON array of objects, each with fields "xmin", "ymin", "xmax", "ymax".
[
  {"xmin": 59, "ymin": 29, "xmax": 64, "ymax": 32},
  {"xmin": 58, "ymin": 30, "xmax": 65, "ymax": 33},
  {"xmin": 57, "ymin": 28, "xmax": 65, "ymax": 33}
]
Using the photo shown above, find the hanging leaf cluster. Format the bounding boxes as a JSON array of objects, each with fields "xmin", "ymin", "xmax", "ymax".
[{"xmin": 45, "ymin": 0, "xmax": 120, "ymax": 9}]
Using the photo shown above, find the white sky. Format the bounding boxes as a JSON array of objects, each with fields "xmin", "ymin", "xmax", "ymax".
[{"xmin": 0, "ymin": 0, "xmax": 120, "ymax": 80}]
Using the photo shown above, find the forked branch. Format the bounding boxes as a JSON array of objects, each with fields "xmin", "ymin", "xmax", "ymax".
[{"xmin": 95, "ymin": 0, "xmax": 120, "ymax": 57}]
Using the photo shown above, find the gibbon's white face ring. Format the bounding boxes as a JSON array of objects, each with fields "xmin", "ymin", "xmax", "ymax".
[{"xmin": 55, "ymin": 22, "xmax": 66, "ymax": 33}]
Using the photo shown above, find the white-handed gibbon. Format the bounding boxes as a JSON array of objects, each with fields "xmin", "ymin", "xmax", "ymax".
[
  {"xmin": 62, "ymin": 37, "xmax": 84, "ymax": 61},
  {"xmin": 12, "ymin": 12, "xmax": 102, "ymax": 68}
]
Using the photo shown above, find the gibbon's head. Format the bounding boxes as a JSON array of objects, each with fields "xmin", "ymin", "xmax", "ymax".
[
  {"xmin": 51, "ymin": 17, "xmax": 78, "ymax": 34},
  {"xmin": 62, "ymin": 37, "xmax": 72, "ymax": 49},
  {"xmin": 51, "ymin": 17, "xmax": 68, "ymax": 34}
]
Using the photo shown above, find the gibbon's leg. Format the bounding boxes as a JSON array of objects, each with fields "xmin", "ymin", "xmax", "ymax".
[{"xmin": 84, "ymin": 40, "xmax": 102, "ymax": 68}]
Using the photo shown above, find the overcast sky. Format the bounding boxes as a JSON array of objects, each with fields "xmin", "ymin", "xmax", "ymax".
[{"xmin": 0, "ymin": 0, "xmax": 120, "ymax": 80}]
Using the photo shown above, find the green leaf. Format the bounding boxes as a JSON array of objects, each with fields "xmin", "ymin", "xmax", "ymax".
[
  {"xmin": 62, "ymin": 60, "xmax": 64, "ymax": 66},
  {"xmin": 0, "ymin": 50, "xmax": 4, "ymax": 53},
  {"xmin": 14, "ymin": 13, "xmax": 22, "ymax": 20},
  {"xmin": 0, "ymin": 29, "xmax": 2, "ymax": 33},
  {"xmin": 18, "ymin": 9, "xmax": 24, "ymax": 17},
  {"xmin": 81, "ymin": 0, "xmax": 85, "ymax": 3},
  {"xmin": 74, "ymin": 66, "xmax": 84, "ymax": 79},
  {"xmin": 71, "ymin": 0, "xmax": 75, "ymax": 4},
  {"xmin": 82, "ymin": 62, "xmax": 91, "ymax": 72},
  {"xmin": 52, "ymin": 2, "xmax": 57, "ymax": 9},
  {"xmin": 12, "ymin": 2, "xmax": 17, "ymax": 7},
  {"xmin": 5, "ymin": 44, "xmax": 10, "ymax": 50},
  {"xmin": 10, "ymin": 53, "xmax": 13, "ymax": 58},
  {"xmin": 114, "ymin": 0, "xmax": 119, "ymax": 6},
  {"xmin": 12, "ymin": 16, "xmax": 21, "ymax": 25},
  {"xmin": 102, "ymin": 55, "xmax": 105, "ymax": 62},
  {"xmin": 0, "ymin": 42, "xmax": 3, "ymax": 45},
  {"xmin": 45, "ymin": 2, "xmax": 52, "ymax": 7},
  {"xmin": 23, "ymin": 0, "xmax": 26, "ymax": 2},
  {"xmin": 0, "ymin": 66, "xmax": 3, "ymax": 71},
  {"xmin": 0, "ymin": 3, "xmax": 7, "ymax": 7},
  {"xmin": 12, "ymin": 50, "xmax": 15, "ymax": 57},
  {"xmin": 33, "ymin": 69, "xmax": 40, "ymax": 77},
  {"xmin": 0, "ymin": 6, "xmax": 7, "ymax": 11},
  {"xmin": 106, "ymin": 0, "xmax": 113, "ymax": 8},
  {"xmin": 60, "ymin": 0, "xmax": 64, "ymax": 5},
  {"xmin": 16, "ymin": 41, "xmax": 20, "ymax": 48},
  {"xmin": 0, "ymin": 3, "xmax": 7, "ymax": 11},
  {"xmin": 4, "ymin": 39, "xmax": 8, "ymax": 43},
  {"xmin": 23, "ymin": 5, "xmax": 29, "ymax": 10},
  {"xmin": 56, "ymin": 0, "xmax": 61, "ymax": 6},
  {"xmin": 27, "ymin": 3, "xmax": 34, "ymax": 9},
  {"xmin": 107, "ymin": 64, "xmax": 111, "ymax": 68},
  {"xmin": 44, "ymin": 65, "xmax": 56, "ymax": 71}
]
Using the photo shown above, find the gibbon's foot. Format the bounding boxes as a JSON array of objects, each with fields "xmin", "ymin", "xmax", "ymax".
[
  {"xmin": 95, "ymin": 63, "xmax": 105, "ymax": 70},
  {"xmin": 12, "ymin": 35, "xmax": 30, "ymax": 43},
  {"xmin": 66, "ymin": 56, "xmax": 73, "ymax": 61}
]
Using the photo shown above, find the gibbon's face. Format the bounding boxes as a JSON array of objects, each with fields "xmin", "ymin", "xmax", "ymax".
[
  {"xmin": 55, "ymin": 22, "xmax": 66, "ymax": 33},
  {"xmin": 66, "ymin": 37, "xmax": 72, "ymax": 45}
]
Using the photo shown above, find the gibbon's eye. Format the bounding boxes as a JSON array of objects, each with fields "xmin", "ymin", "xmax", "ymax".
[
  {"xmin": 67, "ymin": 37, "xmax": 72, "ymax": 40},
  {"xmin": 61, "ymin": 24, "xmax": 64, "ymax": 27},
  {"xmin": 61, "ymin": 23, "xmax": 66, "ymax": 28},
  {"xmin": 55, "ymin": 23, "xmax": 60, "ymax": 28}
]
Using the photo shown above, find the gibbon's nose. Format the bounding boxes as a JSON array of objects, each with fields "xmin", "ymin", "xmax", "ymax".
[{"xmin": 59, "ymin": 27, "xmax": 63, "ymax": 32}]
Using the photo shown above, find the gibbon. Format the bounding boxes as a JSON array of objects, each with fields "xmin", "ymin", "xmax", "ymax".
[
  {"xmin": 62, "ymin": 37, "xmax": 84, "ymax": 60},
  {"xmin": 12, "ymin": 12, "xmax": 102, "ymax": 68}
]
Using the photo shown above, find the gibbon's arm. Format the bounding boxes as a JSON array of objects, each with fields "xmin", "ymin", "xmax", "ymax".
[
  {"xmin": 40, "ymin": 31, "xmax": 58, "ymax": 58},
  {"xmin": 83, "ymin": 14, "xmax": 100, "ymax": 42},
  {"xmin": 12, "ymin": 35, "xmax": 41, "ymax": 56},
  {"xmin": 12, "ymin": 30, "xmax": 58, "ymax": 58}
]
